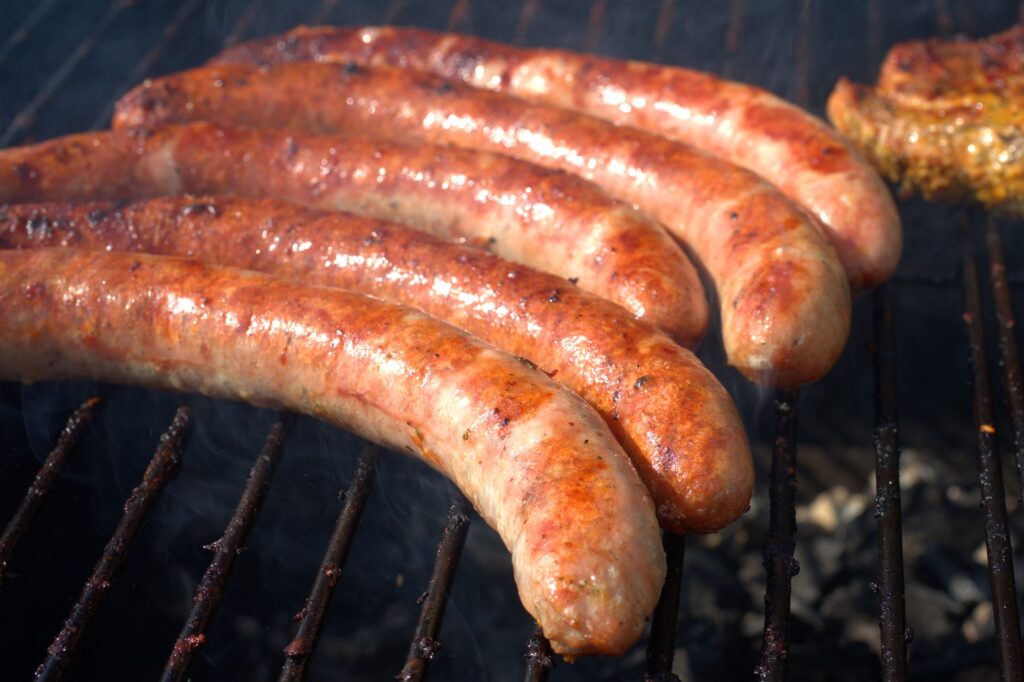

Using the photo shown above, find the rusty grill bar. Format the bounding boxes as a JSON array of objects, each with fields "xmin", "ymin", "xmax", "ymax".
[
  {"xmin": 0, "ymin": 0, "xmax": 130, "ymax": 147},
  {"xmin": 280, "ymin": 445, "xmax": 378, "ymax": 681},
  {"xmin": 961, "ymin": 214, "xmax": 1024, "ymax": 680},
  {"xmin": 399, "ymin": 495, "xmax": 472, "ymax": 682},
  {"xmin": 0, "ymin": 396, "xmax": 100, "ymax": 585},
  {"xmin": 162, "ymin": 415, "xmax": 293, "ymax": 681},
  {"xmin": 984, "ymin": 216, "xmax": 1024, "ymax": 498},
  {"xmin": 644, "ymin": 532, "xmax": 686, "ymax": 681},
  {"xmin": 872, "ymin": 285, "xmax": 910, "ymax": 681},
  {"xmin": 2, "ymin": 1, "xmax": 1024, "ymax": 680},
  {"xmin": 756, "ymin": 391, "xmax": 800, "ymax": 682},
  {"xmin": 35, "ymin": 407, "xmax": 191, "ymax": 681}
]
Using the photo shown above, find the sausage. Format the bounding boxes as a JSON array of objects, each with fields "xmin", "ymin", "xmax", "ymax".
[
  {"xmin": 213, "ymin": 24, "xmax": 902, "ymax": 291},
  {"xmin": 113, "ymin": 63, "xmax": 852, "ymax": 387},
  {"xmin": 0, "ymin": 247, "xmax": 665, "ymax": 656},
  {"xmin": 0, "ymin": 197, "xmax": 754, "ymax": 534},
  {"xmin": 0, "ymin": 124, "xmax": 704, "ymax": 348}
]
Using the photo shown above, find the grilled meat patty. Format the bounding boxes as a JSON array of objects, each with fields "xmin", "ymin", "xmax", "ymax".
[{"xmin": 828, "ymin": 24, "xmax": 1024, "ymax": 214}]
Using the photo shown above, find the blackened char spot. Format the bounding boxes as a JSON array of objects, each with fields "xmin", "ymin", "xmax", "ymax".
[
  {"xmin": 182, "ymin": 202, "xmax": 218, "ymax": 217},
  {"xmin": 429, "ymin": 80, "xmax": 456, "ymax": 96},
  {"xmin": 342, "ymin": 61, "xmax": 364, "ymax": 75},
  {"xmin": 25, "ymin": 214, "xmax": 52, "ymax": 240},
  {"xmin": 283, "ymin": 137, "xmax": 299, "ymax": 160}
]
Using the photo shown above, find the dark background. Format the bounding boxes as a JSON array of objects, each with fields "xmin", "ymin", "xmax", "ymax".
[{"xmin": 2, "ymin": 0, "xmax": 1024, "ymax": 680}]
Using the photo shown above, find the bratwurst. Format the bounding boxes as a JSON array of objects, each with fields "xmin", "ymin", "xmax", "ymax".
[
  {"xmin": 0, "ymin": 122, "xmax": 705, "ymax": 347},
  {"xmin": 212, "ymin": 24, "xmax": 901, "ymax": 291},
  {"xmin": 0, "ymin": 247, "xmax": 665, "ymax": 656},
  {"xmin": 113, "ymin": 64, "xmax": 851, "ymax": 387},
  {"xmin": 0, "ymin": 197, "xmax": 753, "ymax": 534}
]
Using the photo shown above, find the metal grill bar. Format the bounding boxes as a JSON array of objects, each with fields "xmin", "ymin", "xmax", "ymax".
[
  {"xmin": 582, "ymin": 0, "xmax": 609, "ymax": 52},
  {"xmin": 651, "ymin": 0, "xmax": 676, "ymax": 56},
  {"xmin": 34, "ymin": 406, "xmax": 191, "ymax": 682},
  {"xmin": 0, "ymin": 0, "xmax": 63, "ymax": 68},
  {"xmin": 161, "ymin": 415, "xmax": 293, "ymax": 682},
  {"xmin": 447, "ymin": 0, "xmax": 472, "ymax": 31},
  {"xmin": 384, "ymin": 0, "xmax": 408, "ymax": 25},
  {"xmin": 0, "ymin": 0, "xmax": 130, "ymax": 147},
  {"xmin": 523, "ymin": 625, "xmax": 554, "ymax": 681},
  {"xmin": 398, "ymin": 494, "xmax": 472, "ymax": 682},
  {"xmin": 961, "ymin": 215, "xmax": 1024, "ymax": 682},
  {"xmin": 933, "ymin": 0, "xmax": 955, "ymax": 36},
  {"xmin": 88, "ymin": 0, "xmax": 206, "ymax": 131},
  {"xmin": 722, "ymin": 0, "xmax": 745, "ymax": 79},
  {"xmin": 514, "ymin": 0, "xmax": 540, "ymax": 44},
  {"xmin": 644, "ymin": 532, "xmax": 686, "ymax": 681},
  {"xmin": 222, "ymin": 0, "xmax": 267, "ymax": 49},
  {"xmin": 0, "ymin": 397, "xmax": 100, "ymax": 585},
  {"xmin": 756, "ymin": 390, "xmax": 800, "ymax": 682},
  {"xmin": 983, "ymin": 217, "xmax": 1024, "ymax": 501},
  {"xmin": 279, "ymin": 445, "xmax": 378, "ymax": 682},
  {"xmin": 793, "ymin": 0, "xmax": 813, "ymax": 107},
  {"xmin": 872, "ymin": 285, "xmax": 909, "ymax": 681},
  {"xmin": 313, "ymin": 0, "xmax": 341, "ymax": 25}
]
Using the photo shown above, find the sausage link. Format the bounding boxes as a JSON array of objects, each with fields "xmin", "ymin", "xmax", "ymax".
[
  {"xmin": 213, "ymin": 24, "xmax": 902, "ymax": 291},
  {"xmin": 0, "ymin": 197, "xmax": 753, "ymax": 534},
  {"xmin": 113, "ymin": 63, "xmax": 851, "ymax": 387},
  {"xmin": 0, "ymin": 124, "xmax": 702, "ymax": 347},
  {"xmin": 0, "ymin": 247, "xmax": 664, "ymax": 656}
]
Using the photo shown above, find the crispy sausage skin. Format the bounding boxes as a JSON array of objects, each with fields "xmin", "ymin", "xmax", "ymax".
[
  {"xmin": 0, "ymin": 197, "xmax": 753, "ymax": 534},
  {"xmin": 0, "ymin": 247, "xmax": 665, "ymax": 656},
  {"xmin": 213, "ymin": 25, "xmax": 902, "ymax": 291},
  {"xmin": 0, "ymin": 124, "xmax": 704, "ymax": 348},
  {"xmin": 113, "ymin": 65, "xmax": 851, "ymax": 388}
]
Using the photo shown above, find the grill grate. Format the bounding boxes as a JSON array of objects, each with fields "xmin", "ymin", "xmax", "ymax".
[
  {"xmin": 162, "ymin": 415, "xmax": 293, "ymax": 681},
  {"xmin": 0, "ymin": 397, "xmax": 100, "ymax": 585},
  {"xmin": 35, "ymin": 407, "xmax": 191, "ymax": 681},
  {"xmin": 961, "ymin": 213, "xmax": 1024, "ymax": 679},
  {"xmin": 279, "ymin": 444, "xmax": 378, "ymax": 681},
  {"xmin": 871, "ymin": 285, "xmax": 910, "ymax": 681},
  {"xmin": 2, "ymin": 1, "xmax": 1024, "ymax": 680}
]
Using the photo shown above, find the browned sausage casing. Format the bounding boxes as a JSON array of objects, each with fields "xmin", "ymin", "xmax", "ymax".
[
  {"xmin": 213, "ymin": 24, "xmax": 901, "ymax": 291},
  {"xmin": 0, "ymin": 247, "xmax": 665, "ymax": 656},
  {"xmin": 113, "ymin": 63, "xmax": 851, "ymax": 388},
  {"xmin": 0, "ymin": 123, "xmax": 703, "ymax": 347},
  {"xmin": 0, "ymin": 197, "xmax": 753, "ymax": 534}
]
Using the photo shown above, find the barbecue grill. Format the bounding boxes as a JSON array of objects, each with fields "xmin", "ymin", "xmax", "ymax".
[{"xmin": 1, "ymin": 0, "xmax": 1023, "ymax": 680}]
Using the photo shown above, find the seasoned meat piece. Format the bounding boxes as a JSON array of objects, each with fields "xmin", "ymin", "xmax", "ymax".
[{"xmin": 828, "ymin": 24, "xmax": 1024, "ymax": 214}]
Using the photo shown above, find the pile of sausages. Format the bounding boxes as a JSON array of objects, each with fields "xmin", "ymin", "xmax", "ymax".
[{"xmin": 0, "ymin": 26, "xmax": 900, "ymax": 657}]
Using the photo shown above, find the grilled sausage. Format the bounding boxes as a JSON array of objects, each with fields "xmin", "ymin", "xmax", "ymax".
[
  {"xmin": 113, "ymin": 64, "xmax": 852, "ymax": 387},
  {"xmin": 0, "ymin": 247, "xmax": 665, "ymax": 656},
  {"xmin": 212, "ymin": 24, "xmax": 902, "ymax": 291},
  {"xmin": 0, "ymin": 197, "xmax": 753, "ymax": 534},
  {"xmin": 0, "ymin": 123, "xmax": 704, "ymax": 348}
]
